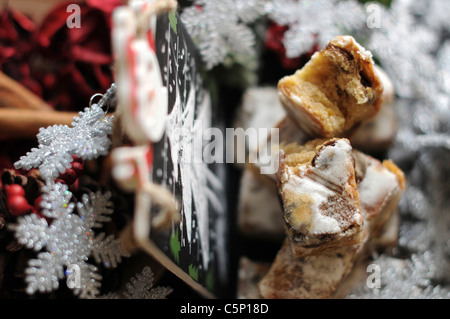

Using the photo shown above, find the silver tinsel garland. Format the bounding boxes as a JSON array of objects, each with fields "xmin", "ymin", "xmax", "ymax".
[
  {"xmin": 351, "ymin": 0, "xmax": 450, "ymax": 299},
  {"xmin": 267, "ymin": 0, "xmax": 366, "ymax": 58},
  {"xmin": 180, "ymin": 0, "xmax": 267, "ymax": 69}
]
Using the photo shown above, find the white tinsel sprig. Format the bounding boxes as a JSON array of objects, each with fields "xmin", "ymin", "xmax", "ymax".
[
  {"xmin": 180, "ymin": 0, "xmax": 267, "ymax": 69},
  {"xmin": 101, "ymin": 266, "xmax": 173, "ymax": 299},
  {"xmin": 267, "ymin": 0, "xmax": 365, "ymax": 58},
  {"xmin": 122, "ymin": 266, "xmax": 173, "ymax": 299}
]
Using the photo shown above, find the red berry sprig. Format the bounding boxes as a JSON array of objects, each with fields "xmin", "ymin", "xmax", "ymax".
[
  {"xmin": 56, "ymin": 156, "xmax": 84, "ymax": 186},
  {"xmin": 32, "ymin": 195, "xmax": 50, "ymax": 220},
  {"xmin": 4, "ymin": 184, "xmax": 33, "ymax": 216}
]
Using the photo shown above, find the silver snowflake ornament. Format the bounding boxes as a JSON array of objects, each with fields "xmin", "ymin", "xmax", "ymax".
[
  {"xmin": 11, "ymin": 188, "xmax": 128, "ymax": 298},
  {"xmin": 14, "ymin": 103, "xmax": 113, "ymax": 181}
]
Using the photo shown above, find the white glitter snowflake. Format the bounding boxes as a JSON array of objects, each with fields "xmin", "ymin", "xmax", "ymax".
[
  {"xmin": 11, "ymin": 186, "xmax": 128, "ymax": 298},
  {"xmin": 267, "ymin": 0, "xmax": 366, "ymax": 58},
  {"xmin": 180, "ymin": 0, "xmax": 267, "ymax": 69},
  {"xmin": 14, "ymin": 102, "xmax": 114, "ymax": 181}
]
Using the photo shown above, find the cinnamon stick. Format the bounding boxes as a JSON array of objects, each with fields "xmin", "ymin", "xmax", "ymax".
[
  {"xmin": 0, "ymin": 108, "xmax": 78, "ymax": 138},
  {"xmin": 0, "ymin": 71, "xmax": 53, "ymax": 111}
]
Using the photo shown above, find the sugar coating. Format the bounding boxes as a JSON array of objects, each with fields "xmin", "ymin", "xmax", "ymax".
[
  {"xmin": 283, "ymin": 169, "xmax": 339, "ymax": 234},
  {"xmin": 258, "ymin": 240, "xmax": 359, "ymax": 299},
  {"xmin": 281, "ymin": 139, "xmax": 361, "ymax": 235},
  {"xmin": 239, "ymin": 86, "xmax": 286, "ymax": 135},
  {"xmin": 358, "ymin": 160, "xmax": 399, "ymax": 209},
  {"xmin": 333, "ymin": 35, "xmax": 374, "ymax": 64},
  {"xmin": 312, "ymin": 139, "xmax": 353, "ymax": 187}
]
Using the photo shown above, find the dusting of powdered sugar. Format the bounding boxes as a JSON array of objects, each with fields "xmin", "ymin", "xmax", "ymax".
[
  {"xmin": 283, "ymin": 167, "xmax": 340, "ymax": 234},
  {"xmin": 281, "ymin": 139, "xmax": 359, "ymax": 235},
  {"xmin": 312, "ymin": 139, "xmax": 354, "ymax": 188},
  {"xmin": 358, "ymin": 161, "xmax": 398, "ymax": 209}
]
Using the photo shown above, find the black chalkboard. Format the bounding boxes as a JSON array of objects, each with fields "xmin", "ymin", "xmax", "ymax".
[{"xmin": 148, "ymin": 13, "xmax": 229, "ymax": 298}]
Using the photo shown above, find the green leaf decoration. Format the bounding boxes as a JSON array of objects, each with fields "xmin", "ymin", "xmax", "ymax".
[
  {"xmin": 206, "ymin": 268, "xmax": 214, "ymax": 290},
  {"xmin": 170, "ymin": 229, "xmax": 181, "ymax": 264},
  {"xmin": 188, "ymin": 264, "xmax": 198, "ymax": 282},
  {"xmin": 168, "ymin": 12, "xmax": 177, "ymax": 34}
]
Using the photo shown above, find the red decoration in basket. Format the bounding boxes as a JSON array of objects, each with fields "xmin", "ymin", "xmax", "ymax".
[
  {"xmin": 32, "ymin": 1, "xmax": 118, "ymax": 111},
  {"xmin": 0, "ymin": 7, "xmax": 41, "ymax": 96},
  {"xmin": 0, "ymin": 1, "xmax": 123, "ymax": 111}
]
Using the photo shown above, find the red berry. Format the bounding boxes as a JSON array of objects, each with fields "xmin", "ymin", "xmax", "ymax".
[
  {"xmin": 71, "ymin": 178, "xmax": 79, "ymax": 192},
  {"xmin": 5, "ymin": 184, "xmax": 25, "ymax": 197},
  {"xmin": 34, "ymin": 195, "xmax": 43, "ymax": 211},
  {"xmin": 55, "ymin": 178, "xmax": 66, "ymax": 184},
  {"xmin": 71, "ymin": 161, "xmax": 84, "ymax": 176},
  {"xmin": 72, "ymin": 155, "xmax": 83, "ymax": 163},
  {"xmin": 60, "ymin": 168, "xmax": 77, "ymax": 185},
  {"xmin": 8, "ymin": 195, "xmax": 32, "ymax": 216}
]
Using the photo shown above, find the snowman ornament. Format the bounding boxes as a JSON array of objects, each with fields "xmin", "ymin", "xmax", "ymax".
[{"xmin": 111, "ymin": 0, "xmax": 180, "ymax": 243}]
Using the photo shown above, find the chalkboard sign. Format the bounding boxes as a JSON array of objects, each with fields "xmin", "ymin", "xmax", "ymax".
[
  {"xmin": 112, "ymin": 9, "xmax": 229, "ymax": 298},
  {"xmin": 151, "ymin": 13, "xmax": 229, "ymax": 298}
]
